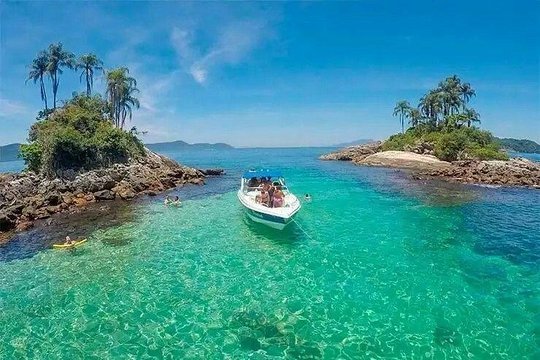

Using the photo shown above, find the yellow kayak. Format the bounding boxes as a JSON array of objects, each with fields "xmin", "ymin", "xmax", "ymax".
[{"xmin": 53, "ymin": 239, "xmax": 87, "ymax": 249}]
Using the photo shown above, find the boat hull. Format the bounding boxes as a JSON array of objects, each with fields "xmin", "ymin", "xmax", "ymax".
[
  {"xmin": 237, "ymin": 190, "xmax": 300, "ymax": 230},
  {"xmin": 244, "ymin": 208, "xmax": 294, "ymax": 230}
]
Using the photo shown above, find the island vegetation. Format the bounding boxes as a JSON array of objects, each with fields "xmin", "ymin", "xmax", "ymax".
[
  {"xmin": 0, "ymin": 42, "xmax": 215, "ymax": 234},
  {"xmin": 22, "ymin": 43, "xmax": 144, "ymax": 177},
  {"xmin": 496, "ymin": 138, "xmax": 540, "ymax": 154},
  {"xmin": 388, "ymin": 75, "xmax": 508, "ymax": 161}
]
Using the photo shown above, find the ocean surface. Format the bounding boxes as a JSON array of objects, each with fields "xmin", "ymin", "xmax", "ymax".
[{"xmin": 0, "ymin": 147, "xmax": 539, "ymax": 359}]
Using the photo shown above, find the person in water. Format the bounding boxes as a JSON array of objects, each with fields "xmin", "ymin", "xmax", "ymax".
[
  {"xmin": 304, "ymin": 194, "xmax": 312, "ymax": 202},
  {"xmin": 64, "ymin": 236, "xmax": 74, "ymax": 245},
  {"xmin": 164, "ymin": 195, "xmax": 181, "ymax": 206}
]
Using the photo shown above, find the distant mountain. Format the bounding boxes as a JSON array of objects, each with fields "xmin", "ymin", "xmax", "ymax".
[
  {"xmin": 496, "ymin": 137, "xmax": 540, "ymax": 154},
  {"xmin": 146, "ymin": 140, "xmax": 234, "ymax": 152},
  {"xmin": 333, "ymin": 139, "xmax": 374, "ymax": 147},
  {"xmin": 0, "ymin": 143, "xmax": 22, "ymax": 162}
]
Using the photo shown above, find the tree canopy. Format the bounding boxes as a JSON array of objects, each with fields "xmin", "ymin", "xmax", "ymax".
[
  {"xmin": 387, "ymin": 76, "xmax": 507, "ymax": 161},
  {"xmin": 20, "ymin": 94, "xmax": 145, "ymax": 177}
]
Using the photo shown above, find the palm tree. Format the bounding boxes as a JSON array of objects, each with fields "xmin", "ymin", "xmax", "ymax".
[
  {"xmin": 408, "ymin": 108, "xmax": 422, "ymax": 127},
  {"xmin": 47, "ymin": 43, "xmax": 75, "ymax": 108},
  {"xmin": 106, "ymin": 67, "xmax": 140, "ymax": 129},
  {"xmin": 459, "ymin": 82, "xmax": 476, "ymax": 111},
  {"xmin": 438, "ymin": 75, "xmax": 463, "ymax": 116},
  {"xmin": 419, "ymin": 91, "xmax": 442, "ymax": 126},
  {"xmin": 26, "ymin": 51, "xmax": 50, "ymax": 110},
  {"xmin": 76, "ymin": 54, "xmax": 104, "ymax": 96},
  {"xmin": 393, "ymin": 100, "xmax": 411, "ymax": 133},
  {"xmin": 464, "ymin": 108, "xmax": 480, "ymax": 128}
]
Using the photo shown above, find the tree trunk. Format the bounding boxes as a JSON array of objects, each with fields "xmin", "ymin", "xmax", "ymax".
[
  {"xmin": 52, "ymin": 72, "xmax": 58, "ymax": 108},
  {"xmin": 86, "ymin": 71, "xmax": 91, "ymax": 96},
  {"xmin": 40, "ymin": 76, "xmax": 48, "ymax": 110}
]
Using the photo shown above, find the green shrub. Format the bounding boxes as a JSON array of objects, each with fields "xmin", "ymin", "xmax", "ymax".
[
  {"xmin": 19, "ymin": 142, "xmax": 43, "ymax": 173},
  {"xmin": 382, "ymin": 126, "xmax": 507, "ymax": 162},
  {"xmin": 381, "ymin": 132, "xmax": 417, "ymax": 151},
  {"xmin": 468, "ymin": 145, "xmax": 509, "ymax": 161},
  {"xmin": 22, "ymin": 93, "xmax": 145, "ymax": 177},
  {"xmin": 434, "ymin": 131, "xmax": 469, "ymax": 161}
]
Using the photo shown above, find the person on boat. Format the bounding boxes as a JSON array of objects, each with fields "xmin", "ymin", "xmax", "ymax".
[
  {"xmin": 267, "ymin": 183, "xmax": 275, "ymax": 207},
  {"xmin": 64, "ymin": 236, "xmax": 74, "ymax": 245},
  {"xmin": 247, "ymin": 177, "xmax": 258, "ymax": 188},
  {"xmin": 259, "ymin": 190, "xmax": 270, "ymax": 206},
  {"xmin": 304, "ymin": 194, "xmax": 312, "ymax": 202},
  {"xmin": 273, "ymin": 188, "xmax": 285, "ymax": 207}
]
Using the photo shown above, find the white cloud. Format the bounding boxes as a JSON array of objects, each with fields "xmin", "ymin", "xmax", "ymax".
[
  {"xmin": 0, "ymin": 98, "xmax": 32, "ymax": 118},
  {"xmin": 171, "ymin": 19, "xmax": 272, "ymax": 84}
]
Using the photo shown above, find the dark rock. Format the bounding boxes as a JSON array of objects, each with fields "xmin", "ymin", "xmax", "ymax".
[
  {"xmin": 46, "ymin": 205, "xmax": 61, "ymax": 214},
  {"xmin": 418, "ymin": 158, "xmax": 540, "ymax": 187},
  {"xmin": 0, "ymin": 148, "xmax": 206, "ymax": 239},
  {"xmin": 200, "ymin": 168, "xmax": 225, "ymax": 176},
  {"xmin": 94, "ymin": 190, "xmax": 115, "ymax": 201},
  {"xmin": 189, "ymin": 178, "xmax": 205, "ymax": 185},
  {"xmin": 45, "ymin": 192, "xmax": 62, "ymax": 206},
  {"xmin": 6, "ymin": 203, "xmax": 24, "ymax": 215},
  {"xmin": 320, "ymin": 141, "xmax": 382, "ymax": 161},
  {"xmin": 0, "ymin": 212, "xmax": 16, "ymax": 231},
  {"xmin": 34, "ymin": 208, "xmax": 51, "ymax": 219}
]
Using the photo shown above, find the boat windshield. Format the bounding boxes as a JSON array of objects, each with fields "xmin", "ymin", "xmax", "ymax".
[{"xmin": 243, "ymin": 177, "xmax": 288, "ymax": 193}]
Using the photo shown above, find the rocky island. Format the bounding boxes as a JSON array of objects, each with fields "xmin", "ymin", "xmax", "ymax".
[
  {"xmin": 0, "ymin": 55, "xmax": 223, "ymax": 238},
  {"xmin": 321, "ymin": 142, "xmax": 540, "ymax": 188},
  {"xmin": 321, "ymin": 75, "xmax": 540, "ymax": 188},
  {"xmin": 0, "ymin": 149, "xmax": 220, "ymax": 235}
]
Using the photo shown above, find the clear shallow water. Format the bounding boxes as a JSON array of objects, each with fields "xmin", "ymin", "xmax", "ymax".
[{"xmin": 0, "ymin": 148, "xmax": 539, "ymax": 359}]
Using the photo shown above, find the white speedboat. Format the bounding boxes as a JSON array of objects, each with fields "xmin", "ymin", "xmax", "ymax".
[{"xmin": 237, "ymin": 169, "xmax": 301, "ymax": 230}]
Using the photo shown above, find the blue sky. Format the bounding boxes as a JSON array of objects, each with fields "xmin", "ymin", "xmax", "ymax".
[{"xmin": 0, "ymin": 1, "xmax": 538, "ymax": 147}]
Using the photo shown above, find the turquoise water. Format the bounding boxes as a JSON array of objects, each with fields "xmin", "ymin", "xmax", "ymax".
[{"xmin": 0, "ymin": 148, "xmax": 539, "ymax": 359}]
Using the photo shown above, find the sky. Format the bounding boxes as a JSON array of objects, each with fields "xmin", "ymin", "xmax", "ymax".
[{"xmin": 0, "ymin": 1, "xmax": 538, "ymax": 147}]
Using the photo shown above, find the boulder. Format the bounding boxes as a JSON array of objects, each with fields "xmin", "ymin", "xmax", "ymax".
[
  {"xmin": 357, "ymin": 151, "xmax": 451, "ymax": 170},
  {"xmin": 200, "ymin": 168, "xmax": 225, "ymax": 176},
  {"xmin": 112, "ymin": 183, "xmax": 136, "ymax": 200},
  {"xmin": 45, "ymin": 192, "xmax": 62, "ymax": 206},
  {"xmin": 94, "ymin": 190, "xmax": 115, "ymax": 200},
  {"xmin": 73, "ymin": 197, "xmax": 89, "ymax": 208},
  {"xmin": 0, "ymin": 212, "xmax": 15, "ymax": 231},
  {"xmin": 320, "ymin": 142, "xmax": 382, "ymax": 161}
]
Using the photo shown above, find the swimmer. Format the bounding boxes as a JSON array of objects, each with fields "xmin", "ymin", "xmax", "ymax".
[{"xmin": 165, "ymin": 195, "xmax": 181, "ymax": 206}]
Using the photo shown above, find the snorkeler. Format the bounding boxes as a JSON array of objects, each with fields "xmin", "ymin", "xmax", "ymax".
[
  {"xmin": 165, "ymin": 195, "xmax": 181, "ymax": 206},
  {"xmin": 304, "ymin": 194, "xmax": 312, "ymax": 202}
]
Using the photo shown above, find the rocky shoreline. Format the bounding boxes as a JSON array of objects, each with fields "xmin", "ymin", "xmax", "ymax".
[
  {"xmin": 0, "ymin": 149, "xmax": 223, "ymax": 236},
  {"xmin": 321, "ymin": 143, "xmax": 540, "ymax": 188}
]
